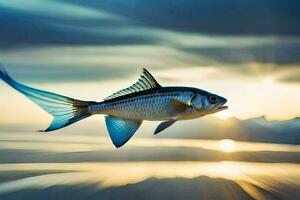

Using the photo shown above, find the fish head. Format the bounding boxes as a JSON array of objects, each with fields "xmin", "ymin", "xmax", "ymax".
[{"xmin": 191, "ymin": 90, "xmax": 228, "ymax": 115}]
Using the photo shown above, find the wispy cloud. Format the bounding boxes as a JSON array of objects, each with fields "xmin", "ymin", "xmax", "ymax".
[
  {"xmin": 0, "ymin": 0, "xmax": 116, "ymax": 19},
  {"xmin": 63, "ymin": 0, "xmax": 300, "ymax": 36},
  {"xmin": 0, "ymin": 0, "xmax": 299, "ymax": 82}
]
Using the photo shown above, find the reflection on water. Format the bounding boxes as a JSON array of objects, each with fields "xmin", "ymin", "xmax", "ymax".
[
  {"xmin": 0, "ymin": 162, "xmax": 299, "ymax": 199},
  {"xmin": 0, "ymin": 130, "xmax": 299, "ymax": 199}
]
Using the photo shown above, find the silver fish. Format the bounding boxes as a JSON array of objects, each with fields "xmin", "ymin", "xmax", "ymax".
[{"xmin": 0, "ymin": 66, "xmax": 228, "ymax": 148}]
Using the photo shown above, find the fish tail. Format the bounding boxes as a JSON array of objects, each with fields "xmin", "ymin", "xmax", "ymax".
[{"xmin": 0, "ymin": 64, "xmax": 96, "ymax": 132}]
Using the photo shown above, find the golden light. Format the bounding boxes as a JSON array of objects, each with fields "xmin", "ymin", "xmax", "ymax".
[
  {"xmin": 214, "ymin": 110, "xmax": 232, "ymax": 120},
  {"xmin": 261, "ymin": 77, "xmax": 274, "ymax": 85},
  {"xmin": 218, "ymin": 139, "xmax": 236, "ymax": 153}
]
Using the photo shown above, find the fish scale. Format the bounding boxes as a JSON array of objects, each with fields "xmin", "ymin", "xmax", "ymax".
[{"xmin": 92, "ymin": 91, "xmax": 188, "ymax": 121}]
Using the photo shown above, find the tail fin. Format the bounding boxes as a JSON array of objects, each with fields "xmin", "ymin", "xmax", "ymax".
[{"xmin": 0, "ymin": 65, "xmax": 96, "ymax": 132}]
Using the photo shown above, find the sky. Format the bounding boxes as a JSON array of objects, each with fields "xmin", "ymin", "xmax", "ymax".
[{"xmin": 1, "ymin": 0, "xmax": 300, "ymax": 124}]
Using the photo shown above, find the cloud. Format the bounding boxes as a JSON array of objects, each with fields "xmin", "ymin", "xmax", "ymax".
[
  {"xmin": 0, "ymin": 7, "xmax": 151, "ymax": 47},
  {"xmin": 0, "ymin": 0, "xmax": 300, "ymax": 84},
  {"xmin": 183, "ymin": 40, "xmax": 300, "ymax": 65},
  {"xmin": 1, "ymin": 0, "xmax": 300, "ymax": 46},
  {"xmin": 1, "ymin": 35, "xmax": 299, "ymax": 83},
  {"xmin": 0, "ymin": 44, "xmax": 207, "ymax": 82},
  {"xmin": 66, "ymin": 0, "xmax": 300, "ymax": 36},
  {"xmin": 0, "ymin": 0, "xmax": 116, "ymax": 20}
]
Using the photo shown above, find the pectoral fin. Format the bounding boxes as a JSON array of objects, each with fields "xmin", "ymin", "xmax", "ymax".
[
  {"xmin": 105, "ymin": 116, "xmax": 142, "ymax": 148},
  {"xmin": 170, "ymin": 99, "xmax": 189, "ymax": 113},
  {"xmin": 154, "ymin": 119, "xmax": 177, "ymax": 135}
]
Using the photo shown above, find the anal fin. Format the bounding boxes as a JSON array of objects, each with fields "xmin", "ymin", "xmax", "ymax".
[{"xmin": 105, "ymin": 116, "xmax": 142, "ymax": 148}]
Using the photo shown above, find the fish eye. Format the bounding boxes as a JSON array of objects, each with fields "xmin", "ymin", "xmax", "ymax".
[{"xmin": 208, "ymin": 96, "xmax": 218, "ymax": 104}]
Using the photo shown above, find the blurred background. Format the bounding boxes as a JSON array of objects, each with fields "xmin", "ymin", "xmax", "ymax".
[{"xmin": 0, "ymin": 0, "xmax": 300, "ymax": 199}]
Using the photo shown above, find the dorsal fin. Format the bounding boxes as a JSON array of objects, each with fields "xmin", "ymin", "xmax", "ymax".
[{"xmin": 104, "ymin": 68, "xmax": 161, "ymax": 101}]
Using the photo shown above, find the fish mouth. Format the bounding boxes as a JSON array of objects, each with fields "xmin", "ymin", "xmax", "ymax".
[{"xmin": 217, "ymin": 102, "xmax": 228, "ymax": 111}]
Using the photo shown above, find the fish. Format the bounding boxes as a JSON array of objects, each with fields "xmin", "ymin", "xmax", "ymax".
[{"xmin": 0, "ymin": 65, "xmax": 228, "ymax": 148}]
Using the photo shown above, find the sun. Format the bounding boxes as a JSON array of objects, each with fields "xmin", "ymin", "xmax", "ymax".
[
  {"xmin": 262, "ymin": 77, "xmax": 274, "ymax": 85},
  {"xmin": 218, "ymin": 139, "xmax": 236, "ymax": 153}
]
